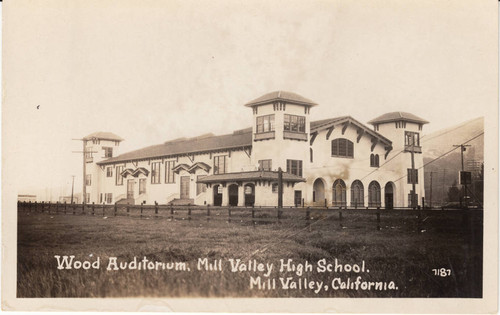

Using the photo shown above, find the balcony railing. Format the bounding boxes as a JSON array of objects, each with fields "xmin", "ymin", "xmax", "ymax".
[
  {"xmin": 254, "ymin": 131, "xmax": 275, "ymax": 141},
  {"xmin": 283, "ymin": 131, "xmax": 307, "ymax": 141}
]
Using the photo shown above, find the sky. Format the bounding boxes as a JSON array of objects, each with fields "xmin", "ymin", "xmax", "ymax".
[{"xmin": 3, "ymin": 0, "xmax": 497, "ymax": 200}]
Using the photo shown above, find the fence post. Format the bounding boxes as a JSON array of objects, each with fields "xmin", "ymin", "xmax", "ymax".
[
  {"xmin": 155, "ymin": 201, "xmax": 159, "ymax": 216},
  {"xmin": 48, "ymin": 202, "xmax": 51, "ymax": 214},
  {"xmin": 339, "ymin": 210, "xmax": 343, "ymax": 228},
  {"xmin": 82, "ymin": 202, "xmax": 85, "ymax": 215},
  {"xmin": 252, "ymin": 205, "xmax": 255, "ymax": 218},
  {"xmin": 306, "ymin": 207, "xmax": 310, "ymax": 220},
  {"xmin": 102, "ymin": 203, "xmax": 105, "ymax": 217},
  {"xmin": 72, "ymin": 202, "xmax": 76, "ymax": 215},
  {"xmin": 207, "ymin": 205, "xmax": 210, "ymax": 221},
  {"xmin": 64, "ymin": 201, "xmax": 67, "ymax": 214},
  {"xmin": 114, "ymin": 202, "xmax": 117, "ymax": 216},
  {"xmin": 28, "ymin": 201, "xmax": 31, "ymax": 213},
  {"xmin": 127, "ymin": 203, "xmax": 130, "ymax": 216},
  {"xmin": 228, "ymin": 206, "xmax": 231, "ymax": 222},
  {"xmin": 41, "ymin": 201, "xmax": 44, "ymax": 213},
  {"xmin": 140, "ymin": 203, "xmax": 144, "ymax": 218},
  {"xmin": 188, "ymin": 204, "xmax": 191, "ymax": 220},
  {"xmin": 55, "ymin": 201, "xmax": 59, "ymax": 214},
  {"xmin": 92, "ymin": 202, "xmax": 95, "ymax": 216}
]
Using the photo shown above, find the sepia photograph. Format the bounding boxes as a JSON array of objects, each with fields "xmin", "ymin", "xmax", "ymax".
[{"xmin": 2, "ymin": 0, "xmax": 498, "ymax": 313}]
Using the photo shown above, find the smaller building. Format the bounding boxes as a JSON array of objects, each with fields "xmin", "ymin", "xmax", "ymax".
[{"xmin": 18, "ymin": 195, "xmax": 37, "ymax": 202}]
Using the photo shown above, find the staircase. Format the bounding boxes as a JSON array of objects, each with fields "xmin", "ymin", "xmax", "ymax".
[
  {"xmin": 168, "ymin": 198, "xmax": 194, "ymax": 205},
  {"xmin": 116, "ymin": 198, "xmax": 135, "ymax": 205}
]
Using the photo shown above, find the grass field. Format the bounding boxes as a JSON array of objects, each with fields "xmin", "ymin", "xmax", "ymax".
[{"xmin": 17, "ymin": 207, "xmax": 483, "ymax": 298}]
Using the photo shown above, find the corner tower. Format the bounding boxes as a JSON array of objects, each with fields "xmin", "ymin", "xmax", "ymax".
[
  {"xmin": 245, "ymin": 91, "xmax": 317, "ymax": 175},
  {"xmin": 368, "ymin": 112, "xmax": 429, "ymax": 207}
]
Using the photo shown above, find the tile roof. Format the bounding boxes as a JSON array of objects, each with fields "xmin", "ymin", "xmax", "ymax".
[
  {"xmin": 98, "ymin": 115, "xmax": 395, "ymax": 165},
  {"xmin": 244, "ymin": 91, "xmax": 318, "ymax": 107},
  {"xmin": 196, "ymin": 171, "xmax": 306, "ymax": 183},
  {"xmin": 367, "ymin": 112, "xmax": 429, "ymax": 125},
  {"xmin": 98, "ymin": 130, "xmax": 252, "ymax": 165},
  {"xmin": 83, "ymin": 131, "xmax": 124, "ymax": 141}
]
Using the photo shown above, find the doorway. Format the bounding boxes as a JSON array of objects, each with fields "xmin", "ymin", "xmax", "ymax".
[
  {"xmin": 385, "ymin": 182, "xmax": 395, "ymax": 209},
  {"xmin": 228, "ymin": 184, "xmax": 239, "ymax": 206},
  {"xmin": 180, "ymin": 176, "xmax": 190, "ymax": 199}
]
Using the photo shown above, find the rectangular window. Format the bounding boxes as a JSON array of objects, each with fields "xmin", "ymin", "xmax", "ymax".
[
  {"xmin": 85, "ymin": 174, "xmax": 92, "ymax": 186},
  {"xmin": 165, "ymin": 161, "xmax": 175, "ymax": 183},
  {"xmin": 106, "ymin": 167, "xmax": 113, "ymax": 177},
  {"xmin": 214, "ymin": 156, "xmax": 227, "ymax": 174},
  {"xmin": 105, "ymin": 193, "xmax": 113, "ymax": 204},
  {"xmin": 85, "ymin": 147, "xmax": 93, "ymax": 158},
  {"xmin": 151, "ymin": 162, "xmax": 161, "ymax": 184},
  {"xmin": 407, "ymin": 168, "xmax": 419, "ymax": 184},
  {"xmin": 103, "ymin": 147, "xmax": 113, "ymax": 158},
  {"xmin": 258, "ymin": 159, "xmax": 272, "ymax": 171},
  {"xmin": 197, "ymin": 175, "xmax": 207, "ymax": 195},
  {"xmin": 116, "ymin": 166, "xmax": 124, "ymax": 185},
  {"xmin": 284, "ymin": 114, "xmax": 306, "ymax": 132},
  {"xmin": 272, "ymin": 183, "xmax": 278, "ymax": 193},
  {"xmin": 256, "ymin": 114, "xmax": 275, "ymax": 133},
  {"xmin": 286, "ymin": 160, "xmax": 303, "ymax": 177},
  {"xmin": 405, "ymin": 131, "xmax": 420, "ymax": 146},
  {"xmin": 139, "ymin": 178, "xmax": 146, "ymax": 194}
]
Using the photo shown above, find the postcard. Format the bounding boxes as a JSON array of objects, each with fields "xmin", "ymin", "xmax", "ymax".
[{"xmin": 2, "ymin": 0, "xmax": 498, "ymax": 313}]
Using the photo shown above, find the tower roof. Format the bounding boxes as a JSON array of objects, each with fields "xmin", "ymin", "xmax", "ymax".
[
  {"xmin": 83, "ymin": 132, "xmax": 124, "ymax": 142},
  {"xmin": 367, "ymin": 112, "xmax": 429, "ymax": 125},
  {"xmin": 244, "ymin": 91, "xmax": 318, "ymax": 107}
]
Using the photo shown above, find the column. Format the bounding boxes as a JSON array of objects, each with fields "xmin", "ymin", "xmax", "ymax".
[
  {"xmin": 222, "ymin": 185, "xmax": 229, "ymax": 206},
  {"xmin": 238, "ymin": 184, "xmax": 245, "ymax": 207}
]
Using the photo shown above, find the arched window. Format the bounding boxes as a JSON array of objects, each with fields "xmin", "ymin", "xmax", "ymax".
[
  {"xmin": 332, "ymin": 179, "xmax": 347, "ymax": 207},
  {"xmin": 350, "ymin": 180, "xmax": 364, "ymax": 207},
  {"xmin": 331, "ymin": 139, "xmax": 354, "ymax": 158},
  {"xmin": 368, "ymin": 181, "xmax": 381, "ymax": 207},
  {"xmin": 370, "ymin": 154, "xmax": 380, "ymax": 167}
]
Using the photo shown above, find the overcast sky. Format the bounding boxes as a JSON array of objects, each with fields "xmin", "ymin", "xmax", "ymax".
[{"xmin": 3, "ymin": 0, "xmax": 497, "ymax": 198}]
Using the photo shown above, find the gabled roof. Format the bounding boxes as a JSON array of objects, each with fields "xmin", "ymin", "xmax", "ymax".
[
  {"xmin": 244, "ymin": 91, "xmax": 318, "ymax": 107},
  {"xmin": 188, "ymin": 162, "xmax": 211, "ymax": 173},
  {"xmin": 98, "ymin": 130, "xmax": 252, "ymax": 165},
  {"xmin": 172, "ymin": 164, "xmax": 190, "ymax": 174},
  {"xmin": 310, "ymin": 116, "xmax": 392, "ymax": 147},
  {"xmin": 83, "ymin": 132, "xmax": 124, "ymax": 142},
  {"xmin": 196, "ymin": 171, "xmax": 306, "ymax": 183},
  {"xmin": 367, "ymin": 112, "xmax": 429, "ymax": 125}
]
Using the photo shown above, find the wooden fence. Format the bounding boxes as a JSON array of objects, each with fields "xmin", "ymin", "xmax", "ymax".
[{"xmin": 17, "ymin": 201, "xmax": 483, "ymax": 232}]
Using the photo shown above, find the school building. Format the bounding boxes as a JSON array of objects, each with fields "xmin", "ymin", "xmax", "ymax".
[{"xmin": 82, "ymin": 91, "xmax": 428, "ymax": 208}]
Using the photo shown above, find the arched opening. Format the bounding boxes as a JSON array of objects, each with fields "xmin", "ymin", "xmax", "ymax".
[
  {"xmin": 228, "ymin": 184, "xmax": 239, "ymax": 206},
  {"xmin": 385, "ymin": 182, "xmax": 395, "ymax": 209},
  {"xmin": 313, "ymin": 178, "xmax": 325, "ymax": 204},
  {"xmin": 244, "ymin": 184, "xmax": 255, "ymax": 207},
  {"xmin": 368, "ymin": 181, "xmax": 381, "ymax": 207},
  {"xmin": 213, "ymin": 185, "xmax": 222, "ymax": 206},
  {"xmin": 332, "ymin": 179, "xmax": 347, "ymax": 207},
  {"xmin": 350, "ymin": 180, "xmax": 364, "ymax": 207}
]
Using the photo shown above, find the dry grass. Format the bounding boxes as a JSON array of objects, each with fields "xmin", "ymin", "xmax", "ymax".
[{"xmin": 17, "ymin": 209, "xmax": 482, "ymax": 298}]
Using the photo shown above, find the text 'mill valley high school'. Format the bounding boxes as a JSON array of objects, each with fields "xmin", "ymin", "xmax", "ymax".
[{"xmin": 83, "ymin": 91, "xmax": 427, "ymax": 208}]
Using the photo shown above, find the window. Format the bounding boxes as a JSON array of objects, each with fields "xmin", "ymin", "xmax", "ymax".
[
  {"xmin": 258, "ymin": 159, "xmax": 272, "ymax": 171},
  {"xmin": 214, "ymin": 156, "xmax": 227, "ymax": 174},
  {"xmin": 165, "ymin": 161, "xmax": 175, "ymax": 183},
  {"xmin": 105, "ymin": 193, "xmax": 113, "ymax": 204},
  {"xmin": 370, "ymin": 154, "xmax": 379, "ymax": 167},
  {"xmin": 85, "ymin": 174, "xmax": 92, "ymax": 186},
  {"xmin": 256, "ymin": 114, "xmax": 275, "ymax": 133},
  {"xmin": 106, "ymin": 167, "xmax": 113, "ymax": 177},
  {"xmin": 139, "ymin": 178, "xmax": 146, "ymax": 194},
  {"xmin": 331, "ymin": 139, "xmax": 354, "ymax": 158},
  {"xmin": 350, "ymin": 180, "xmax": 364, "ymax": 207},
  {"xmin": 272, "ymin": 183, "xmax": 279, "ymax": 193},
  {"xmin": 284, "ymin": 114, "xmax": 306, "ymax": 133},
  {"xmin": 368, "ymin": 181, "xmax": 381, "ymax": 207},
  {"xmin": 116, "ymin": 166, "xmax": 124, "ymax": 185},
  {"xmin": 85, "ymin": 147, "xmax": 93, "ymax": 158},
  {"xmin": 197, "ymin": 175, "xmax": 207, "ymax": 195},
  {"xmin": 286, "ymin": 160, "xmax": 303, "ymax": 176},
  {"xmin": 405, "ymin": 131, "xmax": 420, "ymax": 147},
  {"xmin": 407, "ymin": 169, "xmax": 418, "ymax": 184},
  {"xmin": 332, "ymin": 179, "xmax": 347, "ymax": 207},
  {"xmin": 103, "ymin": 147, "xmax": 113, "ymax": 158},
  {"xmin": 151, "ymin": 162, "xmax": 161, "ymax": 184}
]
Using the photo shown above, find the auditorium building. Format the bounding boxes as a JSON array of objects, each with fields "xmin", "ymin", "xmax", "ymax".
[{"xmin": 83, "ymin": 91, "xmax": 428, "ymax": 208}]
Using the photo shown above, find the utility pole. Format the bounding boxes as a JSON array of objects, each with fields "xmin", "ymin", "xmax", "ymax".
[
  {"xmin": 70, "ymin": 175, "xmax": 75, "ymax": 204},
  {"xmin": 453, "ymin": 144, "xmax": 471, "ymax": 208},
  {"xmin": 277, "ymin": 167, "xmax": 283, "ymax": 209},
  {"xmin": 72, "ymin": 138, "xmax": 97, "ymax": 204},
  {"xmin": 410, "ymin": 137, "xmax": 417, "ymax": 209},
  {"xmin": 429, "ymin": 171, "xmax": 435, "ymax": 209}
]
